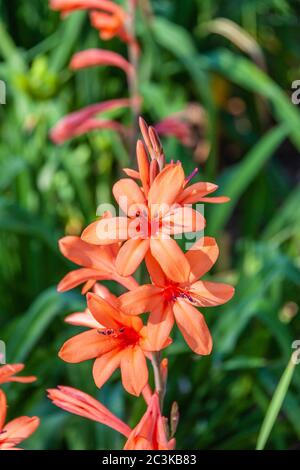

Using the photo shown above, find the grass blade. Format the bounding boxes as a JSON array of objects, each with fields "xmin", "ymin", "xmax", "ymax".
[
  {"xmin": 256, "ymin": 357, "xmax": 296, "ymax": 450},
  {"xmin": 207, "ymin": 124, "xmax": 288, "ymax": 234}
]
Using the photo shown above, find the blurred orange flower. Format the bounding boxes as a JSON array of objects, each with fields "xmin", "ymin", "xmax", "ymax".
[
  {"xmin": 50, "ymin": 98, "xmax": 132, "ymax": 144},
  {"xmin": 50, "ymin": 0, "xmax": 131, "ymax": 43},
  {"xmin": 70, "ymin": 48, "xmax": 134, "ymax": 76}
]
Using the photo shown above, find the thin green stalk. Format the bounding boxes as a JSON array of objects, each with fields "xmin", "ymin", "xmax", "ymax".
[{"xmin": 256, "ymin": 357, "xmax": 296, "ymax": 450}]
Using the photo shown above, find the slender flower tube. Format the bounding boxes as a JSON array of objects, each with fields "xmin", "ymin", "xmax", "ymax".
[
  {"xmin": 0, "ymin": 364, "xmax": 36, "ymax": 385},
  {"xmin": 50, "ymin": 98, "xmax": 133, "ymax": 144},
  {"xmin": 0, "ymin": 390, "xmax": 39, "ymax": 450},
  {"xmin": 70, "ymin": 49, "xmax": 135, "ymax": 77},
  {"xmin": 119, "ymin": 237, "xmax": 234, "ymax": 353}
]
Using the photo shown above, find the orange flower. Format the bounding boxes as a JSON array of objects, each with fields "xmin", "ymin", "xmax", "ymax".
[
  {"xmin": 81, "ymin": 117, "xmax": 230, "ymax": 282},
  {"xmin": 64, "ymin": 284, "xmax": 117, "ymax": 327},
  {"xmin": 0, "ymin": 364, "xmax": 36, "ymax": 385},
  {"xmin": 119, "ymin": 237, "xmax": 234, "ymax": 354},
  {"xmin": 59, "ymin": 292, "xmax": 167, "ymax": 396},
  {"xmin": 0, "ymin": 390, "xmax": 39, "ymax": 450},
  {"xmin": 124, "ymin": 393, "xmax": 175, "ymax": 450},
  {"xmin": 82, "ymin": 160, "xmax": 204, "ymax": 283},
  {"xmin": 48, "ymin": 387, "xmax": 174, "ymax": 450},
  {"xmin": 50, "ymin": 0, "xmax": 131, "ymax": 43},
  {"xmin": 125, "ymin": 117, "xmax": 229, "ymax": 205},
  {"xmin": 89, "ymin": 9, "xmax": 129, "ymax": 43},
  {"xmin": 58, "ymin": 234, "xmax": 138, "ymax": 294}
]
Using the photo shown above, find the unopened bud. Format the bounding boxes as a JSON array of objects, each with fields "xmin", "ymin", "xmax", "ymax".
[
  {"xmin": 139, "ymin": 116, "xmax": 155, "ymax": 160},
  {"xmin": 150, "ymin": 159, "xmax": 160, "ymax": 184},
  {"xmin": 170, "ymin": 401, "xmax": 180, "ymax": 438}
]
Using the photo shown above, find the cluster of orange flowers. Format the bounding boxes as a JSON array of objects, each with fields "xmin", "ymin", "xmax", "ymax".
[
  {"xmin": 0, "ymin": 364, "xmax": 39, "ymax": 450},
  {"xmin": 45, "ymin": 0, "xmax": 235, "ymax": 450},
  {"xmin": 0, "ymin": 1, "xmax": 234, "ymax": 451},
  {"xmin": 47, "ymin": 116, "xmax": 235, "ymax": 449}
]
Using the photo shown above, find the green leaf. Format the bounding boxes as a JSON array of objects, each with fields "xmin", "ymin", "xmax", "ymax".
[
  {"xmin": 196, "ymin": 49, "xmax": 300, "ymax": 150},
  {"xmin": 49, "ymin": 12, "xmax": 86, "ymax": 71},
  {"xmin": 256, "ymin": 358, "xmax": 296, "ymax": 450},
  {"xmin": 152, "ymin": 17, "xmax": 197, "ymax": 59},
  {"xmin": 0, "ymin": 198, "xmax": 58, "ymax": 252},
  {"xmin": 262, "ymin": 184, "xmax": 300, "ymax": 243},
  {"xmin": 207, "ymin": 124, "xmax": 288, "ymax": 234},
  {"xmin": 4, "ymin": 287, "xmax": 83, "ymax": 362}
]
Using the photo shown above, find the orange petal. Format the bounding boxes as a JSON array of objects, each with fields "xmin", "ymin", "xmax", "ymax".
[
  {"xmin": 116, "ymin": 238, "xmax": 149, "ymax": 276},
  {"xmin": 65, "ymin": 309, "xmax": 102, "ymax": 329},
  {"xmin": 120, "ymin": 346, "xmax": 148, "ymax": 396},
  {"xmin": 113, "ymin": 179, "xmax": 145, "ymax": 216},
  {"xmin": 7, "ymin": 376, "xmax": 36, "ymax": 384},
  {"xmin": 199, "ymin": 196, "xmax": 230, "ymax": 203},
  {"xmin": 81, "ymin": 217, "xmax": 128, "ymax": 245},
  {"xmin": 58, "ymin": 236, "xmax": 116, "ymax": 269},
  {"xmin": 148, "ymin": 164, "xmax": 185, "ymax": 215},
  {"xmin": 173, "ymin": 299, "xmax": 212, "ymax": 355},
  {"xmin": 87, "ymin": 292, "xmax": 123, "ymax": 328},
  {"xmin": 185, "ymin": 237, "xmax": 219, "ymax": 283},
  {"xmin": 0, "ymin": 364, "xmax": 36, "ymax": 385},
  {"xmin": 162, "ymin": 207, "xmax": 205, "ymax": 235},
  {"xmin": 93, "ymin": 284, "xmax": 118, "ymax": 305},
  {"xmin": 123, "ymin": 168, "xmax": 140, "ymax": 179},
  {"xmin": 177, "ymin": 182, "xmax": 218, "ymax": 204},
  {"xmin": 119, "ymin": 285, "xmax": 162, "ymax": 315},
  {"xmin": 59, "ymin": 329, "xmax": 118, "ymax": 363},
  {"xmin": 0, "ymin": 364, "xmax": 23, "ymax": 384},
  {"xmin": 190, "ymin": 280, "xmax": 235, "ymax": 307},
  {"xmin": 92, "ymin": 349, "xmax": 123, "ymax": 388},
  {"xmin": 150, "ymin": 237, "xmax": 190, "ymax": 283},
  {"xmin": 57, "ymin": 268, "xmax": 106, "ymax": 292},
  {"xmin": 3, "ymin": 416, "xmax": 40, "ymax": 446},
  {"xmin": 146, "ymin": 304, "xmax": 174, "ymax": 351},
  {"xmin": 145, "ymin": 252, "xmax": 167, "ymax": 285},
  {"xmin": 0, "ymin": 389, "xmax": 7, "ymax": 430}
]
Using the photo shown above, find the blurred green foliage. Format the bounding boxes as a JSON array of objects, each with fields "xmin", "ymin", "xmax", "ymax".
[{"xmin": 0, "ymin": 0, "xmax": 300, "ymax": 450}]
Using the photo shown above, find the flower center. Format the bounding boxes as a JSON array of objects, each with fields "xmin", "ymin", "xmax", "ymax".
[
  {"xmin": 98, "ymin": 327, "xmax": 140, "ymax": 347},
  {"xmin": 162, "ymin": 284, "xmax": 193, "ymax": 303},
  {"xmin": 133, "ymin": 210, "xmax": 161, "ymax": 238}
]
